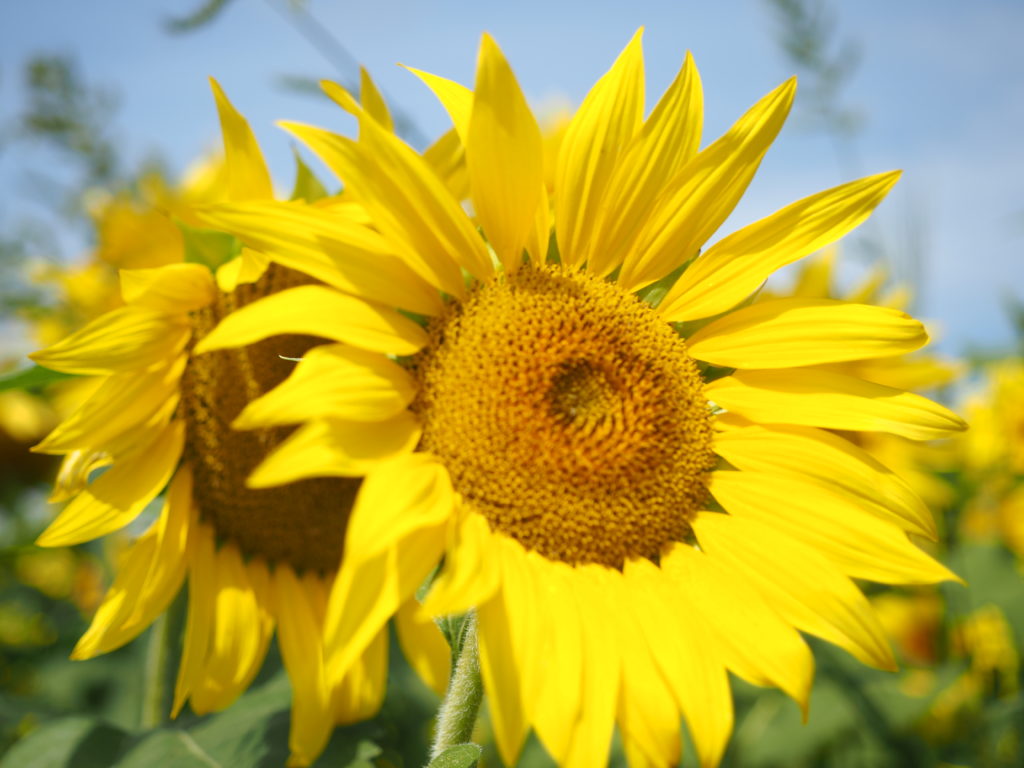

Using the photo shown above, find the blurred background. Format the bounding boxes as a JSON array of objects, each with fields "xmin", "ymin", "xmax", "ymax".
[{"xmin": 1, "ymin": 1, "xmax": 1022, "ymax": 766}]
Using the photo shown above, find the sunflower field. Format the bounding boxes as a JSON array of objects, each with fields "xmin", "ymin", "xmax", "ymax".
[{"xmin": 2, "ymin": 2, "xmax": 1022, "ymax": 767}]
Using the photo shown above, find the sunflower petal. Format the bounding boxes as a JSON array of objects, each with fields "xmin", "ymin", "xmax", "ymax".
[
  {"xmin": 713, "ymin": 422, "xmax": 936, "ymax": 539},
  {"xmin": 619, "ymin": 78, "xmax": 796, "ymax": 292},
  {"xmin": 624, "ymin": 557, "xmax": 732, "ymax": 768},
  {"xmin": 331, "ymin": 625, "xmax": 388, "ymax": 725},
  {"xmin": 72, "ymin": 466, "xmax": 195, "ymax": 659},
  {"xmin": 195, "ymin": 200, "xmax": 442, "ymax": 316},
  {"xmin": 466, "ymin": 34, "xmax": 544, "ymax": 270},
  {"xmin": 248, "ymin": 413, "xmax": 421, "ymax": 488},
  {"xmin": 190, "ymin": 543, "xmax": 268, "ymax": 713},
  {"xmin": 706, "ymin": 369, "xmax": 967, "ymax": 440},
  {"xmin": 209, "ymin": 78, "xmax": 273, "ymax": 200},
  {"xmin": 120, "ymin": 263, "xmax": 217, "ymax": 313},
  {"xmin": 421, "ymin": 510, "xmax": 502, "ymax": 618},
  {"xmin": 395, "ymin": 598, "xmax": 450, "ymax": 696},
  {"xmin": 274, "ymin": 565, "xmax": 332, "ymax": 768},
  {"xmin": 687, "ymin": 298, "xmax": 927, "ymax": 368},
  {"xmin": 282, "ymin": 112, "xmax": 491, "ymax": 292},
  {"xmin": 34, "ymin": 357, "xmax": 185, "ymax": 455},
  {"xmin": 173, "ymin": 523, "xmax": 217, "ymax": 717},
  {"xmin": 586, "ymin": 51, "xmax": 703, "ymax": 277},
  {"xmin": 192, "ymin": 284, "xmax": 427, "ymax": 357},
  {"xmin": 694, "ymin": 513, "xmax": 896, "ymax": 671},
  {"xmin": 555, "ymin": 29, "xmax": 645, "ymax": 269},
  {"xmin": 711, "ymin": 471, "xmax": 959, "ymax": 584},
  {"xmin": 322, "ymin": 455, "xmax": 451, "ymax": 682},
  {"xmin": 30, "ymin": 306, "xmax": 190, "ymax": 376},
  {"xmin": 234, "ymin": 344, "xmax": 416, "ymax": 429},
  {"xmin": 358, "ymin": 68, "xmax": 394, "ymax": 133},
  {"xmin": 662, "ymin": 543, "xmax": 813, "ymax": 712},
  {"xmin": 37, "ymin": 420, "xmax": 184, "ymax": 547},
  {"xmin": 659, "ymin": 171, "xmax": 900, "ymax": 320},
  {"xmin": 404, "ymin": 67, "xmax": 472, "ymax": 142}
]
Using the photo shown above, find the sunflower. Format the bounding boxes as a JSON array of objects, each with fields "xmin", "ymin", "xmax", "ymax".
[
  {"xmin": 193, "ymin": 31, "xmax": 967, "ymax": 767},
  {"xmin": 27, "ymin": 80, "xmax": 451, "ymax": 768}
]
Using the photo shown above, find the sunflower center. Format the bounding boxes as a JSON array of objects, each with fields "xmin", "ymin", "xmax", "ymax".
[
  {"xmin": 181, "ymin": 264, "xmax": 358, "ymax": 573},
  {"xmin": 413, "ymin": 264, "xmax": 714, "ymax": 568}
]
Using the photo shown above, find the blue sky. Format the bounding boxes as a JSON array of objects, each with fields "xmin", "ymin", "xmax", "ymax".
[{"xmin": 2, "ymin": 0, "xmax": 1022, "ymax": 357}]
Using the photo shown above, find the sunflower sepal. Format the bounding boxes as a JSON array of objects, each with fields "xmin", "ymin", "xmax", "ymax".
[{"xmin": 176, "ymin": 217, "xmax": 242, "ymax": 272}]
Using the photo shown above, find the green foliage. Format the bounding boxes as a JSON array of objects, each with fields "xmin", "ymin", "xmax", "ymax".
[
  {"xmin": 177, "ymin": 220, "xmax": 241, "ymax": 272},
  {"xmin": 427, "ymin": 743, "xmax": 482, "ymax": 768},
  {"xmin": 0, "ymin": 366, "xmax": 77, "ymax": 394}
]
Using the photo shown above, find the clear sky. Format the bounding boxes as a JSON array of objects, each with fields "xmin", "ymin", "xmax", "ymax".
[{"xmin": 2, "ymin": 0, "xmax": 1022, "ymax": 358}]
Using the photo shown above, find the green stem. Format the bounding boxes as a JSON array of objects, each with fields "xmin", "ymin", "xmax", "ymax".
[
  {"xmin": 141, "ymin": 591, "xmax": 186, "ymax": 728},
  {"xmin": 429, "ymin": 612, "xmax": 483, "ymax": 759}
]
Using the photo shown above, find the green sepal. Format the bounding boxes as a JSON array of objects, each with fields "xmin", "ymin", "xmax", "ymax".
[
  {"xmin": 289, "ymin": 146, "xmax": 329, "ymax": 202},
  {"xmin": 427, "ymin": 743, "xmax": 482, "ymax": 768},
  {"xmin": 176, "ymin": 218, "xmax": 241, "ymax": 272},
  {"xmin": 0, "ymin": 364, "xmax": 78, "ymax": 393}
]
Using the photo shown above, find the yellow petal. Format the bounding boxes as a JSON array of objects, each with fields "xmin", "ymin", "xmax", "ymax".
[
  {"xmin": 192, "ymin": 284, "xmax": 427, "ymax": 357},
  {"xmin": 120, "ymin": 263, "xmax": 217, "ymax": 313},
  {"xmin": 196, "ymin": 200, "xmax": 442, "ymax": 316},
  {"xmin": 403, "ymin": 66, "xmax": 472, "ymax": 142},
  {"xmin": 322, "ymin": 455, "xmax": 451, "ymax": 683},
  {"xmin": 659, "ymin": 171, "xmax": 901, "ymax": 320},
  {"xmin": 467, "ymin": 34, "xmax": 544, "ymax": 270},
  {"xmin": 661, "ymin": 544, "xmax": 813, "ymax": 713},
  {"xmin": 173, "ymin": 522, "xmax": 217, "ymax": 717},
  {"xmin": 215, "ymin": 247, "xmax": 270, "ymax": 292},
  {"xmin": 686, "ymin": 298, "xmax": 927, "ymax": 368},
  {"xmin": 274, "ymin": 565, "xmax": 332, "ymax": 767},
  {"xmin": 710, "ymin": 471, "xmax": 959, "ymax": 584},
  {"xmin": 561, "ymin": 566, "xmax": 621, "ymax": 768},
  {"xmin": 423, "ymin": 127, "xmax": 470, "ymax": 201},
  {"xmin": 282, "ymin": 113, "xmax": 491, "ymax": 293},
  {"xmin": 331, "ymin": 625, "xmax": 388, "ymax": 725},
  {"xmin": 619, "ymin": 78, "xmax": 796, "ymax": 292},
  {"xmin": 73, "ymin": 466, "xmax": 195, "ymax": 659},
  {"xmin": 555, "ymin": 29, "xmax": 645, "ymax": 270},
  {"xmin": 623, "ymin": 558, "xmax": 733, "ymax": 768},
  {"xmin": 37, "ymin": 420, "xmax": 184, "ymax": 547},
  {"xmin": 693, "ymin": 513, "xmax": 896, "ymax": 671},
  {"xmin": 190, "ymin": 543, "xmax": 269, "ymax": 713},
  {"xmin": 358, "ymin": 67, "xmax": 394, "ymax": 133},
  {"xmin": 524, "ymin": 558, "xmax": 583, "ymax": 764},
  {"xmin": 395, "ymin": 597, "xmax": 450, "ymax": 696},
  {"xmin": 248, "ymin": 413, "xmax": 421, "ymax": 488},
  {"xmin": 234, "ymin": 344, "xmax": 416, "ymax": 429},
  {"xmin": 586, "ymin": 51, "xmax": 703, "ymax": 277},
  {"xmin": 30, "ymin": 306, "xmax": 190, "ymax": 376},
  {"xmin": 706, "ymin": 369, "xmax": 967, "ymax": 440},
  {"xmin": 713, "ymin": 422, "xmax": 936, "ymax": 539},
  {"xmin": 421, "ymin": 510, "xmax": 502, "ymax": 618},
  {"xmin": 34, "ymin": 357, "xmax": 185, "ymax": 455},
  {"xmin": 209, "ymin": 78, "xmax": 274, "ymax": 201}
]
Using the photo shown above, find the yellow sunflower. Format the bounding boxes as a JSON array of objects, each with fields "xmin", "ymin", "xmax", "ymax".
[
  {"xmin": 193, "ymin": 31, "xmax": 967, "ymax": 767},
  {"xmin": 27, "ymin": 80, "xmax": 451, "ymax": 768}
]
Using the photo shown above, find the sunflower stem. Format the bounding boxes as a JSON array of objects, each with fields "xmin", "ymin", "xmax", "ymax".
[
  {"xmin": 141, "ymin": 591, "xmax": 186, "ymax": 728},
  {"xmin": 429, "ymin": 611, "xmax": 483, "ymax": 760}
]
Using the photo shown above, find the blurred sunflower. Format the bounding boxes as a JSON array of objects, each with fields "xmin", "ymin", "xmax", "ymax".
[
  {"xmin": 27, "ymin": 79, "xmax": 451, "ymax": 767},
  {"xmin": 194, "ymin": 32, "xmax": 966, "ymax": 767}
]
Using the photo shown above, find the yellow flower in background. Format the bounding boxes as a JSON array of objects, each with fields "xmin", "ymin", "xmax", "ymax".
[
  {"xmin": 959, "ymin": 361, "xmax": 1024, "ymax": 556},
  {"xmin": 26, "ymin": 80, "xmax": 451, "ymax": 768},
  {"xmin": 195, "ymin": 31, "xmax": 966, "ymax": 767}
]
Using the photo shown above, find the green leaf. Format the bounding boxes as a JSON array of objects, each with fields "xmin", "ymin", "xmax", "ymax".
[
  {"xmin": 114, "ymin": 730, "xmax": 220, "ymax": 768},
  {"xmin": 289, "ymin": 147, "xmax": 328, "ymax": 202},
  {"xmin": 427, "ymin": 743, "xmax": 482, "ymax": 768},
  {"xmin": 0, "ymin": 364, "xmax": 78, "ymax": 393},
  {"xmin": 0, "ymin": 717, "xmax": 129, "ymax": 768},
  {"xmin": 177, "ymin": 219, "xmax": 241, "ymax": 272}
]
